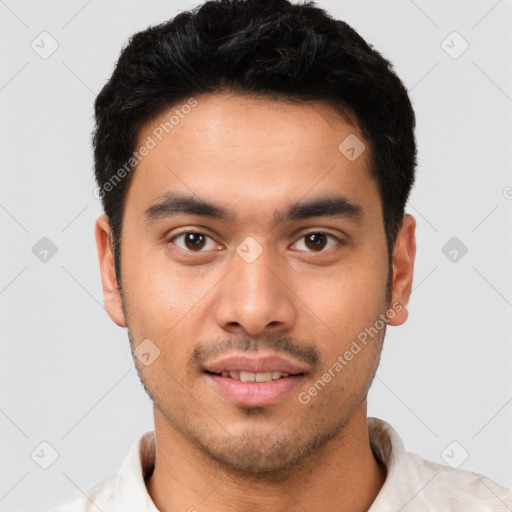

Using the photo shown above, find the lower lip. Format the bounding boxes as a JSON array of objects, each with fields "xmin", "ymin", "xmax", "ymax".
[{"xmin": 206, "ymin": 373, "xmax": 305, "ymax": 407}]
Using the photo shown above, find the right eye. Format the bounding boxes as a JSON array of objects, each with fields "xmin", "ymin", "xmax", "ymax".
[{"xmin": 168, "ymin": 232, "xmax": 223, "ymax": 252}]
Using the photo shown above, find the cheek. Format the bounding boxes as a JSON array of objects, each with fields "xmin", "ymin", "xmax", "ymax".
[
  {"xmin": 122, "ymin": 250, "xmax": 221, "ymax": 370},
  {"xmin": 305, "ymin": 261, "xmax": 387, "ymax": 340},
  {"xmin": 124, "ymin": 245, "xmax": 215, "ymax": 324}
]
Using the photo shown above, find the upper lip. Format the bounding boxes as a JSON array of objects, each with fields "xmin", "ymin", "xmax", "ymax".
[{"xmin": 203, "ymin": 353, "xmax": 308, "ymax": 375}]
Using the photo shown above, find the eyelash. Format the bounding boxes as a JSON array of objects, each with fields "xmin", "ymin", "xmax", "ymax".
[{"xmin": 167, "ymin": 231, "xmax": 343, "ymax": 254}]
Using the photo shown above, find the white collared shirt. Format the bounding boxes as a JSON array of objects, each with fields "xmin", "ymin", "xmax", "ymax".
[{"xmin": 49, "ymin": 417, "xmax": 512, "ymax": 511}]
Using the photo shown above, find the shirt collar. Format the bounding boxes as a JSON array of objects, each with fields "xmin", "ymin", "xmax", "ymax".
[
  {"xmin": 366, "ymin": 417, "xmax": 410, "ymax": 510},
  {"xmin": 113, "ymin": 429, "xmax": 158, "ymax": 512}
]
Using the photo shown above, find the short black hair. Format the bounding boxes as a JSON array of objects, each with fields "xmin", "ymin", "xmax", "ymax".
[{"xmin": 93, "ymin": 0, "xmax": 417, "ymax": 289}]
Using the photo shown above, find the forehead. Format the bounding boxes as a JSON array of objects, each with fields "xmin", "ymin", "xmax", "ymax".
[{"xmin": 125, "ymin": 93, "xmax": 380, "ymax": 225}]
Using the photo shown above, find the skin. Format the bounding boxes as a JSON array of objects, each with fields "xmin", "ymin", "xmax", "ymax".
[{"xmin": 95, "ymin": 92, "xmax": 416, "ymax": 512}]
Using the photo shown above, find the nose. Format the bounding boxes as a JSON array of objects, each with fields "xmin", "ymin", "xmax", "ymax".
[{"xmin": 213, "ymin": 244, "xmax": 297, "ymax": 336}]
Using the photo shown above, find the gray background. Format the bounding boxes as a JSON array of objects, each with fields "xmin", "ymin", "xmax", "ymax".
[{"xmin": 1, "ymin": 0, "xmax": 511, "ymax": 510}]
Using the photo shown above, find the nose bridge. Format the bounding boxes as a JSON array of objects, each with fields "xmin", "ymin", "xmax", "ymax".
[
  {"xmin": 236, "ymin": 245, "xmax": 277, "ymax": 301},
  {"xmin": 214, "ymin": 241, "xmax": 296, "ymax": 334}
]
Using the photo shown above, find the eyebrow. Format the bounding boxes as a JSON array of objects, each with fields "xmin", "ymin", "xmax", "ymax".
[{"xmin": 143, "ymin": 191, "xmax": 363, "ymax": 225}]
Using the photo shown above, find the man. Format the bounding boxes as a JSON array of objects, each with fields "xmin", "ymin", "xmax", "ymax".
[{"xmin": 51, "ymin": 0, "xmax": 512, "ymax": 510}]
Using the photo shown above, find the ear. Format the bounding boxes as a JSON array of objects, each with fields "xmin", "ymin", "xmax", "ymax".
[
  {"xmin": 95, "ymin": 214, "xmax": 127, "ymax": 327},
  {"xmin": 387, "ymin": 214, "xmax": 416, "ymax": 326}
]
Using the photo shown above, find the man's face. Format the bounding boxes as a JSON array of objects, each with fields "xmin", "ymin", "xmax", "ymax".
[{"xmin": 97, "ymin": 93, "xmax": 411, "ymax": 475}]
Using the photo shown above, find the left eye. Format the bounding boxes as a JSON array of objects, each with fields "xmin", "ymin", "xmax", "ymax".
[{"xmin": 291, "ymin": 232, "xmax": 341, "ymax": 252}]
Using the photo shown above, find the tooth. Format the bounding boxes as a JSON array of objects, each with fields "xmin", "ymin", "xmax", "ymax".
[
  {"xmin": 225, "ymin": 371, "xmax": 292, "ymax": 382},
  {"xmin": 255, "ymin": 372, "xmax": 272, "ymax": 382},
  {"xmin": 272, "ymin": 372, "xmax": 290, "ymax": 379},
  {"xmin": 239, "ymin": 371, "xmax": 255, "ymax": 382}
]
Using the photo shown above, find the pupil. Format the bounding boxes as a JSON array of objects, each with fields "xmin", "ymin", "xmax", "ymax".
[
  {"xmin": 306, "ymin": 233, "xmax": 327, "ymax": 251},
  {"xmin": 185, "ymin": 233, "xmax": 206, "ymax": 250}
]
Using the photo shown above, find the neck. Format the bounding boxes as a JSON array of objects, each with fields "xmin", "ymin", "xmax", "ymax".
[{"xmin": 146, "ymin": 402, "xmax": 387, "ymax": 512}]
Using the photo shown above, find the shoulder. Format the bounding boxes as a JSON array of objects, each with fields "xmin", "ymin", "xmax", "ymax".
[
  {"xmin": 400, "ymin": 450, "xmax": 512, "ymax": 510},
  {"xmin": 47, "ymin": 473, "xmax": 117, "ymax": 512},
  {"xmin": 367, "ymin": 417, "xmax": 512, "ymax": 511},
  {"xmin": 46, "ymin": 430, "xmax": 155, "ymax": 512}
]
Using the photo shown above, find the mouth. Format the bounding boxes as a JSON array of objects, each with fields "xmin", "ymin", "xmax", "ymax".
[
  {"xmin": 202, "ymin": 354, "xmax": 308, "ymax": 407},
  {"xmin": 204, "ymin": 370, "xmax": 299, "ymax": 382}
]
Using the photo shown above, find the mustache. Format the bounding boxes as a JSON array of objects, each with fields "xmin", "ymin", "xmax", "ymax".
[{"xmin": 191, "ymin": 333, "xmax": 321, "ymax": 369}]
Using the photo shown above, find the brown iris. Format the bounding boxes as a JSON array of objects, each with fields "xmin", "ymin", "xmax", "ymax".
[
  {"xmin": 184, "ymin": 233, "xmax": 207, "ymax": 250},
  {"xmin": 304, "ymin": 233, "xmax": 328, "ymax": 251}
]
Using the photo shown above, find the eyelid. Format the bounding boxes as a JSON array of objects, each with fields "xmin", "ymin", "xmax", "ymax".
[{"xmin": 295, "ymin": 228, "xmax": 344, "ymax": 240}]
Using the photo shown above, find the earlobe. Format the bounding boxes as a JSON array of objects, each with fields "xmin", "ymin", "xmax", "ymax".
[
  {"xmin": 387, "ymin": 214, "xmax": 416, "ymax": 327},
  {"xmin": 95, "ymin": 214, "xmax": 127, "ymax": 327}
]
